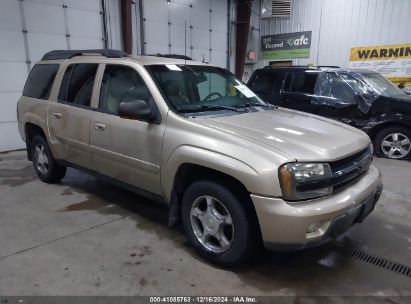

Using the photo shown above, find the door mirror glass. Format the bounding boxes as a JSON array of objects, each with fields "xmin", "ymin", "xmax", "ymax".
[{"xmin": 118, "ymin": 100, "xmax": 155, "ymax": 122}]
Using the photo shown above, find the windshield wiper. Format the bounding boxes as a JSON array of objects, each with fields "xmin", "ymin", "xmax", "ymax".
[
  {"xmin": 236, "ymin": 102, "xmax": 275, "ymax": 109},
  {"xmin": 181, "ymin": 104, "xmax": 244, "ymax": 113}
]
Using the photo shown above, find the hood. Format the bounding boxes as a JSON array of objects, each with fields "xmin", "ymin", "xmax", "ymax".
[
  {"xmin": 195, "ymin": 108, "xmax": 370, "ymax": 162},
  {"xmin": 391, "ymin": 94, "xmax": 411, "ymax": 105}
]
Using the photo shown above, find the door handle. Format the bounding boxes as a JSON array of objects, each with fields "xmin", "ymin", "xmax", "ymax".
[
  {"xmin": 52, "ymin": 112, "xmax": 62, "ymax": 119},
  {"xmin": 94, "ymin": 122, "xmax": 106, "ymax": 131}
]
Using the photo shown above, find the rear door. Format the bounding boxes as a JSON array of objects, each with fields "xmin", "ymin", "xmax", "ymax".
[
  {"xmin": 48, "ymin": 63, "xmax": 98, "ymax": 169},
  {"xmin": 281, "ymin": 71, "xmax": 319, "ymax": 113},
  {"xmin": 89, "ymin": 63, "xmax": 165, "ymax": 195}
]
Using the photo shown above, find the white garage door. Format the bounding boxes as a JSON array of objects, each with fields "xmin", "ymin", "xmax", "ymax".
[
  {"xmin": 0, "ymin": 0, "xmax": 105, "ymax": 152},
  {"xmin": 142, "ymin": 0, "xmax": 228, "ymax": 68}
]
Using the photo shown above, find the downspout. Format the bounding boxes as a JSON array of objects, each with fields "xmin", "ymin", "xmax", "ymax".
[{"xmin": 120, "ymin": 0, "xmax": 133, "ymax": 54}]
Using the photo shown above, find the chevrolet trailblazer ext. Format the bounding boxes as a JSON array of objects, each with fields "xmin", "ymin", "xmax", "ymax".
[{"xmin": 17, "ymin": 50, "xmax": 382, "ymax": 266}]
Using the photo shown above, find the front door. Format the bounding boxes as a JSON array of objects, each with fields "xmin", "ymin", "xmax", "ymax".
[
  {"xmin": 48, "ymin": 63, "xmax": 99, "ymax": 169},
  {"xmin": 89, "ymin": 63, "xmax": 165, "ymax": 195}
]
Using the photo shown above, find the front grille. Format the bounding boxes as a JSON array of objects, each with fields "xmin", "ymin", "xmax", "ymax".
[
  {"xmin": 330, "ymin": 146, "xmax": 373, "ymax": 191},
  {"xmin": 298, "ymin": 146, "xmax": 372, "ymax": 192}
]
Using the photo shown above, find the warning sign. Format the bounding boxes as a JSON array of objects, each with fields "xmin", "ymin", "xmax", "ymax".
[{"xmin": 348, "ymin": 44, "xmax": 411, "ymax": 92}]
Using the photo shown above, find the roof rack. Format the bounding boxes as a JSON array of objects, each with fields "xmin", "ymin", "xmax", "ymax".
[
  {"xmin": 42, "ymin": 49, "xmax": 129, "ymax": 60},
  {"xmin": 317, "ymin": 65, "xmax": 340, "ymax": 69},
  {"xmin": 263, "ymin": 65, "xmax": 340, "ymax": 70},
  {"xmin": 148, "ymin": 53, "xmax": 192, "ymax": 60},
  {"xmin": 263, "ymin": 65, "xmax": 313, "ymax": 69}
]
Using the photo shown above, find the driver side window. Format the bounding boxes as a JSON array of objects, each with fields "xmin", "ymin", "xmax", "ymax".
[{"xmin": 99, "ymin": 65, "xmax": 152, "ymax": 115}]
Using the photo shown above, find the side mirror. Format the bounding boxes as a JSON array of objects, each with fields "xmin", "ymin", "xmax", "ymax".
[
  {"xmin": 118, "ymin": 100, "xmax": 156, "ymax": 122},
  {"xmin": 398, "ymin": 83, "xmax": 405, "ymax": 89}
]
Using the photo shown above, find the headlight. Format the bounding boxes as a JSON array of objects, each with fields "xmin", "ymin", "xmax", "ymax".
[{"xmin": 279, "ymin": 163, "xmax": 332, "ymax": 201}]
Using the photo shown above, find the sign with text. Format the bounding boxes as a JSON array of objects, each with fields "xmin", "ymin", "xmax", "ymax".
[
  {"xmin": 349, "ymin": 43, "xmax": 411, "ymax": 91},
  {"xmin": 261, "ymin": 31, "xmax": 312, "ymax": 60}
]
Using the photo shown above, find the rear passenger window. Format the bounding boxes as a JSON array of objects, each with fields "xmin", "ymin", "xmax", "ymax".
[
  {"xmin": 249, "ymin": 72, "xmax": 279, "ymax": 101},
  {"xmin": 251, "ymin": 72, "xmax": 278, "ymax": 93},
  {"xmin": 290, "ymin": 72, "xmax": 318, "ymax": 94},
  {"xmin": 58, "ymin": 64, "xmax": 98, "ymax": 107},
  {"xmin": 99, "ymin": 65, "xmax": 152, "ymax": 115},
  {"xmin": 23, "ymin": 64, "xmax": 59, "ymax": 99}
]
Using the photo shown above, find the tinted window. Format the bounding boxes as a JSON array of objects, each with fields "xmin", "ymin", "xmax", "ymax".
[
  {"xmin": 290, "ymin": 72, "xmax": 318, "ymax": 94},
  {"xmin": 23, "ymin": 64, "xmax": 59, "ymax": 99},
  {"xmin": 58, "ymin": 64, "xmax": 98, "ymax": 107},
  {"xmin": 99, "ymin": 65, "xmax": 152, "ymax": 115},
  {"xmin": 251, "ymin": 72, "xmax": 278, "ymax": 92}
]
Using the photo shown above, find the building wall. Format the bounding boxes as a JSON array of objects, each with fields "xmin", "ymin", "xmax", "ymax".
[
  {"xmin": 140, "ymin": 0, "xmax": 229, "ymax": 69},
  {"xmin": 258, "ymin": 0, "xmax": 411, "ymax": 68}
]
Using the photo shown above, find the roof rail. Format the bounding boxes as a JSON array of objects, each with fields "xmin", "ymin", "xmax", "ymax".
[
  {"xmin": 41, "ymin": 49, "xmax": 129, "ymax": 60},
  {"xmin": 317, "ymin": 65, "xmax": 340, "ymax": 69},
  {"xmin": 148, "ymin": 53, "xmax": 192, "ymax": 60},
  {"xmin": 263, "ymin": 65, "xmax": 312, "ymax": 69}
]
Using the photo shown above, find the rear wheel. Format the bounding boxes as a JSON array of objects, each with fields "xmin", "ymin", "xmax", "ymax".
[
  {"xmin": 181, "ymin": 180, "xmax": 261, "ymax": 266},
  {"xmin": 374, "ymin": 126, "xmax": 411, "ymax": 159},
  {"xmin": 31, "ymin": 135, "xmax": 66, "ymax": 183}
]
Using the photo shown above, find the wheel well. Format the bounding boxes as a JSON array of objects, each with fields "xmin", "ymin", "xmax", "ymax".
[
  {"xmin": 25, "ymin": 123, "xmax": 46, "ymax": 161},
  {"xmin": 173, "ymin": 163, "xmax": 250, "ymax": 200},
  {"xmin": 169, "ymin": 163, "xmax": 260, "ymax": 232},
  {"xmin": 368, "ymin": 122, "xmax": 411, "ymax": 140}
]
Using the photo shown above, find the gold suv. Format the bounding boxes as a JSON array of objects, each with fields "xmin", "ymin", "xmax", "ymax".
[{"xmin": 17, "ymin": 50, "xmax": 382, "ymax": 266}]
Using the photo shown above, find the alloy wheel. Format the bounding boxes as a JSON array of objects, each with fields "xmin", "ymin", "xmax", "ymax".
[
  {"xmin": 34, "ymin": 143, "xmax": 49, "ymax": 174},
  {"xmin": 190, "ymin": 195, "xmax": 234, "ymax": 253},
  {"xmin": 381, "ymin": 132, "xmax": 411, "ymax": 159}
]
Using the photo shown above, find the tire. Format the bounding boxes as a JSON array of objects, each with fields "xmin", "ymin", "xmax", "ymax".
[
  {"xmin": 181, "ymin": 180, "xmax": 261, "ymax": 266},
  {"xmin": 31, "ymin": 135, "xmax": 67, "ymax": 183},
  {"xmin": 374, "ymin": 126, "xmax": 411, "ymax": 160}
]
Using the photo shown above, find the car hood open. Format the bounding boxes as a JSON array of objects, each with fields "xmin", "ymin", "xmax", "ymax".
[{"xmin": 196, "ymin": 108, "xmax": 370, "ymax": 162}]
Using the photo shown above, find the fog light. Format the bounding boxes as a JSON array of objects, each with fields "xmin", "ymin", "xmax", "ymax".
[
  {"xmin": 306, "ymin": 220, "xmax": 331, "ymax": 238},
  {"xmin": 307, "ymin": 222, "xmax": 322, "ymax": 233}
]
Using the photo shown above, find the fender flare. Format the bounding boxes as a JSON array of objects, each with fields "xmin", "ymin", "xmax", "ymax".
[{"xmin": 161, "ymin": 145, "xmax": 259, "ymax": 202}]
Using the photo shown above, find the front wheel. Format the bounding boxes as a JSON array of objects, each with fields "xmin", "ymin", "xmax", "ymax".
[
  {"xmin": 374, "ymin": 126, "xmax": 411, "ymax": 159},
  {"xmin": 31, "ymin": 135, "xmax": 67, "ymax": 183},
  {"xmin": 181, "ymin": 180, "xmax": 261, "ymax": 266}
]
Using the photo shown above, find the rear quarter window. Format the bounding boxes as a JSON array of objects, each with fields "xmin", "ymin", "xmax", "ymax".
[{"xmin": 22, "ymin": 64, "xmax": 59, "ymax": 99}]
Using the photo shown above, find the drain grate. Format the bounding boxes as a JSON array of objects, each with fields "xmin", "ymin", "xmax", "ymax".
[{"xmin": 327, "ymin": 241, "xmax": 411, "ymax": 278}]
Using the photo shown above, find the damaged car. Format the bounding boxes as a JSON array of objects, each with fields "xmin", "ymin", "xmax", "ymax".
[{"xmin": 248, "ymin": 67, "xmax": 411, "ymax": 159}]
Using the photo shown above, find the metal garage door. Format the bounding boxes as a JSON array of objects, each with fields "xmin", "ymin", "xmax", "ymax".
[
  {"xmin": 142, "ymin": 0, "xmax": 229, "ymax": 68},
  {"xmin": 0, "ymin": 0, "xmax": 105, "ymax": 152}
]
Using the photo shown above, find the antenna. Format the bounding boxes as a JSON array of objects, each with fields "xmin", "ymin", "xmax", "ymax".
[{"xmin": 184, "ymin": 20, "xmax": 187, "ymax": 66}]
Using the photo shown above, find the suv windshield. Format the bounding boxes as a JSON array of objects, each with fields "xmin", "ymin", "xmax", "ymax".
[
  {"xmin": 357, "ymin": 72, "xmax": 406, "ymax": 97},
  {"xmin": 334, "ymin": 71, "xmax": 406, "ymax": 98},
  {"xmin": 147, "ymin": 64, "xmax": 269, "ymax": 113}
]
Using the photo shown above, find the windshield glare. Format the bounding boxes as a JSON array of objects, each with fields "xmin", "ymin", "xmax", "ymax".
[
  {"xmin": 147, "ymin": 64, "xmax": 267, "ymax": 113},
  {"xmin": 336, "ymin": 71, "xmax": 405, "ymax": 98},
  {"xmin": 358, "ymin": 72, "xmax": 405, "ymax": 97}
]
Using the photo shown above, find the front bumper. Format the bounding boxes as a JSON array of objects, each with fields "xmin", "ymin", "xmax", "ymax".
[{"xmin": 251, "ymin": 165, "xmax": 382, "ymax": 251}]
